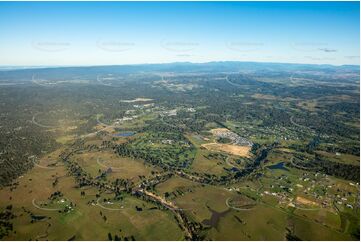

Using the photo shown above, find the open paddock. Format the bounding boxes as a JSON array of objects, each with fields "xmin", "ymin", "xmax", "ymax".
[{"xmin": 72, "ymin": 151, "xmax": 159, "ymax": 183}]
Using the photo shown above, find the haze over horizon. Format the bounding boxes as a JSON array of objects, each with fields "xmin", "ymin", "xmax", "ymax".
[
  {"xmin": 0, "ymin": 1, "xmax": 359, "ymax": 66},
  {"xmin": 0, "ymin": 60, "xmax": 359, "ymax": 71}
]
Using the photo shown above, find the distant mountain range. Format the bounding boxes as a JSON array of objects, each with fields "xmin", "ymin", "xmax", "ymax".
[
  {"xmin": 0, "ymin": 61, "xmax": 358, "ymax": 83},
  {"xmin": 0, "ymin": 61, "xmax": 359, "ymax": 73}
]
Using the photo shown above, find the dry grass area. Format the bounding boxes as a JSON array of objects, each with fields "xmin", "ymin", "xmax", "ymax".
[
  {"xmin": 56, "ymin": 135, "xmax": 76, "ymax": 144},
  {"xmin": 94, "ymin": 123, "xmax": 115, "ymax": 132},
  {"xmin": 201, "ymin": 143, "xmax": 250, "ymax": 157},
  {"xmin": 120, "ymin": 98, "xmax": 153, "ymax": 103},
  {"xmin": 209, "ymin": 128, "xmax": 229, "ymax": 136},
  {"xmin": 295, "ymin": 196, "xmax": 319, "ymax": 206},
  {"xmin": 251, "ymin": 93, "xmax": 278, "ymax": 100},
  {"xmin": 320, "ymin": 95, "xmax": 354, "ymax": 102},
  {"xmin": 296, "ymin": 100, "xmax": 319, "ymax": 111}
]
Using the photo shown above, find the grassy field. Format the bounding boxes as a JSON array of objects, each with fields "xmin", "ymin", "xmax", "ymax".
[
  {"xmin": 155, "ymin": 176, "xmax": 199, "ymax": 196},
  {"xmin": 315, "ymin": 150, "xmax": 360, "ymax": 166},
  {"xmin": 73, "ymin": 151, "xmax": 160, "ymax": 183},
  {"xmin": 0, "ymin": 148, "xmax": 184, "ymax": 240},
  {"xmin": 173, "ymin": 185, "xmax": 236, "ymax": 222},
  {"xmin": 207, "ymin": 204, "xmax": 287, "ymax": 240},
  {"xmin": 190, "ymin": 149, "xmax": 228, "ymax": 176}
]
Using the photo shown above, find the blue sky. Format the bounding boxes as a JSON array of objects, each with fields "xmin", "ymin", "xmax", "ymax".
[{"xmin": 0, "ymin": 1, "xmax": 359, "ymax": 66}]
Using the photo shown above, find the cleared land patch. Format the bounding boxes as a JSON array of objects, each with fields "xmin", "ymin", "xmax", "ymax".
[
  {"xmin": 201, "ymin": 143, "xmax": 250, "ymax": 157},
  {"xmin": 295, "ymin": 196, "xmax": 319, "ymax": 207},
  {"xmin": 120, "ymin": 98, "xmax": 153, "ymax": 103}
]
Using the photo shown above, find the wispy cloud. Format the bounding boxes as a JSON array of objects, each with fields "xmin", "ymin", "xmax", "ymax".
[
  {"xmin": 318, "ymin": 48, "xmax": 337, "ymax": 53},
  {"xmin": 345, "ymin": 55, "xmax": 359, "ymax": 59},
  {"xmin": 304, "ymin": 56, "xmax": 335, "ymax": 61}
]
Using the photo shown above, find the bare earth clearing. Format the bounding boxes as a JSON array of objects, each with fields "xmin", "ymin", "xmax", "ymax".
[{"xmin": 201, "ymin": 143, "xmax": 251, "ymax": 157}]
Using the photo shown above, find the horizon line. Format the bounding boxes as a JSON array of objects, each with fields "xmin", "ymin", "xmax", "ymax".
[{"xmin": 0, "ymin": 60, "xmax": 359, "ymax": 70}]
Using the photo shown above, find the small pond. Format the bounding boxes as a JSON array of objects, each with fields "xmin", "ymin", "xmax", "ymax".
[
  {"xmin": 114, "ymin": 131, "xmax": 135, "ymax": 137},
  {"xmin": 267, "ymin": 162, "xmax": 289, "ymax": 171}
]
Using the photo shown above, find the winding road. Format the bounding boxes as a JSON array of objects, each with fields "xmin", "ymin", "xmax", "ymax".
[{"xmin": 32, "ymin": 199, "xmax": 61, "ymax": 211}]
